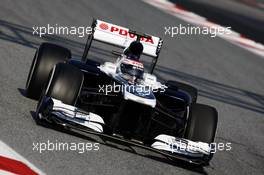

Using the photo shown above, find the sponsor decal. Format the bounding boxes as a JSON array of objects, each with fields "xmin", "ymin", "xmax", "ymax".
[
  {"xmin": 123, "ymin": 58, "xmax": 144, "ymax": 68},
  {"xmin": 98, "ymin": 22, "xmax": 154, "ymax": 44},
  {"xmin": 99, "ymin": 23, "xmax": 109, "ymax": 30}
]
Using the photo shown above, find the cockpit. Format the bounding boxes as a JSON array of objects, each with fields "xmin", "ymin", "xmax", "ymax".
[{"xmin": 118, "ymin": 56, "xmax": 144, "ymax": 84}]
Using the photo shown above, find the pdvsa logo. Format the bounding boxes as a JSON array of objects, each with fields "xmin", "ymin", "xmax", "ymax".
[
  {"xmin": 99, "ymin": 23, "xmax": 109, "ymax": 30},
  {"xmin": 99, "ymin": 22, "xmax": 154, "ymax": 44}
]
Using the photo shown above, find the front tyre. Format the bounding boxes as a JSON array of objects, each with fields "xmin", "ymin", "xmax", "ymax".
[
  {"xmin": 36, "ymin": 63, "xmax": 83, "ymax": 123},
  {"xmin": 45, "ymin": 63, "xmax": 84, "ymax": 105},
  {"xmin": 184, "ymin": 103, "xmax": 218, "ymax": 162},
  {"xmin": 26, "ymin": 43, "xmax": 71, "ymax": 99},
  {"xmin": 184, "ymin": 104, "xmax": 217, "ymax": 143}
]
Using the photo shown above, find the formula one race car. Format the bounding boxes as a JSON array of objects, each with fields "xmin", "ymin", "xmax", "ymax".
[{"xmin": 25, "ymin": 19, "xmax": 218, "ymax": 165}]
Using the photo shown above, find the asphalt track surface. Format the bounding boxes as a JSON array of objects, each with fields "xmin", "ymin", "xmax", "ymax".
[
  {"xmin": 0, "ymin": 0, "xmax": 264, "ymax": 174},
  {"xmin": 170, "ymin": 0, "xmax": 264, "ymax": 44}
]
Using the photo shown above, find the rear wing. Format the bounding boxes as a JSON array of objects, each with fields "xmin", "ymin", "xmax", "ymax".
[{"xmin": 82, "ymin": 19, "xmax": 163, "ymax": 73}]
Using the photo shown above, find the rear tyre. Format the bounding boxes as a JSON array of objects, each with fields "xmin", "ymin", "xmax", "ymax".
[
  {"xmin": 26, "ymin": 43, "xmax": 71, "ymax": 99},
  {"xmin": 166, "ymin": 80, "xmax": 197, "ymax": 103}
]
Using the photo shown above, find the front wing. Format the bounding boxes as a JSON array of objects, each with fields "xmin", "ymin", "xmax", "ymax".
[{"xmin": 37, "ymin": 97, "xmax": 213, "ymax": 165}]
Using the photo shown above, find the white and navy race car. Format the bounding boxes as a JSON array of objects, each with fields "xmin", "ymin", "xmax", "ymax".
[{"xmin": 25, "ymin": 19, "xmax": 218, "ymax": 165}]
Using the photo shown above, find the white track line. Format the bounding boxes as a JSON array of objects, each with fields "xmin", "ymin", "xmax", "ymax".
[
  {"xmin": 143, "ymin": 0, "xmax": 264, "ymax": 57},
  {"xmin": 0, "ymin": 170, "xmax": 16, "ymax": 175},
  {"xmin": 0, "ymin": 140, "xmax": 45, "ymax": 175}
]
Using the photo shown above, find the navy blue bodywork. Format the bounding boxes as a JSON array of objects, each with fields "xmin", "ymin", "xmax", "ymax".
[{"xmin": 67, "ymin": 58, "xmax": 192, "ymax": 141}]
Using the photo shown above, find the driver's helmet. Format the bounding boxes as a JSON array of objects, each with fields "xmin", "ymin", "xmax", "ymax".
[
  {"xmin": 124, "ymin": 41, "xmax": 144, "ymax": 60},
  {"xmin": 119, "ymin": 58, "xmax": 144, "ymax": 84}
]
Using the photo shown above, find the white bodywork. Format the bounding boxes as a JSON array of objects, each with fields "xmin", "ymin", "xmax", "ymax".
[
  {"xmin": 98, "ymin": 56, "xmax": 166, "ymax": 108},
  {"xmin": 50, "ymin": 98, "xmax": 105, "ymax": 133},
  {"xmin": 152, "ymin": 134, "xmax": 211, "ymax": 157}
]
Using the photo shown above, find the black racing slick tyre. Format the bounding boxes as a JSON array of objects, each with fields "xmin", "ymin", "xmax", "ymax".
[
  {"xmin": 26, "ymin": 43, "xmax": 71, "ymax": 99},
  {"xmin": 184, "ymin": 104, "xmax": 218, "ymax": 144},
  {"xmin": 166, "ymin": 80, "xmax": 198, "ymax": 103},
  {"xmin": 45, "ymin": 63, "xmax": 83, "ymax": 105}
]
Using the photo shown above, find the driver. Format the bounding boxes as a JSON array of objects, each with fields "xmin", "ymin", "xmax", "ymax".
[
  {"xmin": 116, "ymin": 41, "xmax": 144, "ymax": 84},
  {"xmin": 119, "ymin": 58, "xmax": 144, "ymax": 84}
]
